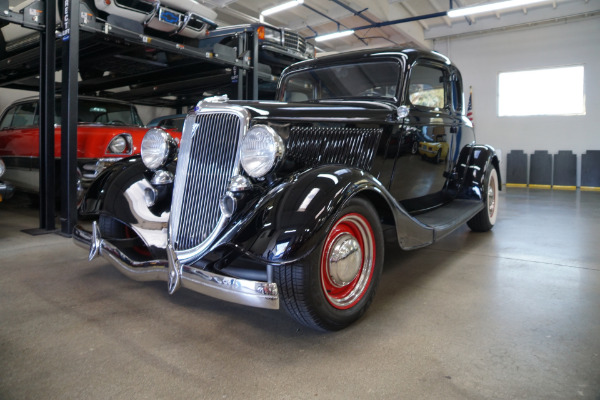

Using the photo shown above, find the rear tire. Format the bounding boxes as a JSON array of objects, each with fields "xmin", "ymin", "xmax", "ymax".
[
  {"xmin": 275, "ymin": 197, "xmax": 384, "ymax": 331},
  {"xmin": 467, "ymin": 166, "xmax": 499, "ymax": 232}
]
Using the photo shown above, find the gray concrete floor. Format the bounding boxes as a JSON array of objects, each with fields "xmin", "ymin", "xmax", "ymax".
[{"xmin": 1, "ymin": 188, "xmax": 599, "ymax": 400}]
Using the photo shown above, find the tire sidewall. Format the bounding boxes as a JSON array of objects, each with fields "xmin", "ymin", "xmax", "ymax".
[{"xmin": 486, "ymin": 167, "xmax": 499, "ymax": 226}]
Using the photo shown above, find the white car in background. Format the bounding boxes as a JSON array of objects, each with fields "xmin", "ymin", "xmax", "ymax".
[{"xmin": 94, "ymin": 0, "xmax": 218, "ymax": 38}]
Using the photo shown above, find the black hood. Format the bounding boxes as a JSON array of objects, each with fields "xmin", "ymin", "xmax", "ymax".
[{"xmin": 226, "ymin": 100, "xmax": 398, "ymax": 123}]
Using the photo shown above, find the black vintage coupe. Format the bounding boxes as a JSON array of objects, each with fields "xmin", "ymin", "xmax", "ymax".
[{"xmin": 74, "ymin": 48, "xmax": 500, "ymax": 331}]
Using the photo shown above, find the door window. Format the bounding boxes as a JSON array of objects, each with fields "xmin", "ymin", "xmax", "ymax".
[
  {"xmin": 408, "ymin": 65, "xmax": 447, "ymax": 110},
  {"xmin": 1, "ymin": 102, "xmax": 37, "ymax": 128}
]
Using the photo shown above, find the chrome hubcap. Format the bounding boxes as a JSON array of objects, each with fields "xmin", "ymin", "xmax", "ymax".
[
  {"xmin": 321, "ymin": 213, "xmax": 375, "ymax": 309},
  {"xmin": 327, "ymin": 233, "xmax": 362, "ymax": 287}
]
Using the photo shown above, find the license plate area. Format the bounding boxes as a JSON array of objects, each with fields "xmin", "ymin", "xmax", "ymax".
[{"xmin": 158, "ymin": 7, "xmax": 182, "ymax": 26}]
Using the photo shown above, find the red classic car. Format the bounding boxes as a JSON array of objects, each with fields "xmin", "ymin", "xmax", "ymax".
[{"xmin": 0, "ymin": 96, "xmax": 179, "ymax": 201}]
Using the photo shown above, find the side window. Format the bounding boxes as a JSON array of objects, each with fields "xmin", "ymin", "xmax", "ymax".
[
  {"xmin": 0, "ymin": 107, "xmax": 16, "ymax": 129},
  {"xmin": 8, "ymin": 102, "xmax": 37, "ymax": 128},
  {"xmin": 450, "ymin": 72, "xmax": 463, "ymax": 113},
  {"xmin": 408, "ymin": 64, "xmax": 447, "ymax": 110}
]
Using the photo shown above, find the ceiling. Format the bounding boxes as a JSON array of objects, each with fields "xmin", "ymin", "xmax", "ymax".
[{"xmin": 203, "ymin": 0, "xmax": 600, "ymax": 53}]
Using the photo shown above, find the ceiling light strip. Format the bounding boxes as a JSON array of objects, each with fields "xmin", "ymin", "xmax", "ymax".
[
  {"xmin": 261, "ymin": 0, "xmax": 304, "ymax": 17},
  {"xmin": 447, "ymin": 0, "xmax": 551, "ymax": 18},
  {"xmin": 315, "ymin": 30, "xmax": 355, "ymax": 42}
]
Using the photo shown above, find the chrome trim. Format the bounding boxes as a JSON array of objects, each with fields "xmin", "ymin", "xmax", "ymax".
[
  {"xmin": 144, "ymin": 187, "xmax": 157, "ymax": 207},
  {"xmin": 219, "ymin": 192, "xmax": 236, "ymax": 217},
  {"xmin": 396, "ymin": 105, "xmax": 409, "ymax": 120},
  {"xmin": 170, "ymin": 103, "xmax": 251, "ymax": 264},
  {"xmin": 172, "ymin": 11, "xmax": 207, "ymax": 35},
  {"xmin": 143, "ymin": 0, "xmax": 161, "ymax": 26},
  {"xmin": 228, "ymin": 175, "xmax": 252, "ymax": 192},
  {"xmin": 151, "ymin": 169, "xmax": 174, "ymax": 185},
  {"xmin": 105, "ymin": 133, "xmax": 133, "ymax": 156},
  {"xmin": 81, "ymin": 158, "xmax": 121, "ymax": 180},
  {"xmin": 73, "ymin": 225, "xmax": 279, "ymax": 309},
  {"xmin": 240, "ymin": 124, "xmax": 285, "ymax": 178}
]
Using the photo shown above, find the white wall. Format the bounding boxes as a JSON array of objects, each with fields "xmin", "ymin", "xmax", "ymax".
[{"xmin": 433, "ymin": 17, "xmax": 600, "ymax": 186}]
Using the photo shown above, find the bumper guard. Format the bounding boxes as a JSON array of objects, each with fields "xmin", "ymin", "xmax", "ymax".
[{"xmin": 73, "ymin": 222, "xmax": 279, "ymax": 310}]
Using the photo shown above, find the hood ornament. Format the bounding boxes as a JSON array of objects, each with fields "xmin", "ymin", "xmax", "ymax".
[{"xmin": 196, "ymin": 94, "xmax": 229, "ymax": 111}]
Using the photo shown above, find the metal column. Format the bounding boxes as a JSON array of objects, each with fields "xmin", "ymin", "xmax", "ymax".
[
  {"xmin": 252, "ymin": 32, "xmax": 259, "ymax": 100},
  {"xmin": 60, "ymin": 0, "xmax": 79, "ymax": 235},
  {"xmin": 39, "ymin": 0, "xmax": 56, "ymax": 230}
]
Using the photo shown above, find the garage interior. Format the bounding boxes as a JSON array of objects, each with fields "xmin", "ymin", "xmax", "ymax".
[{"xmin": 1, "ymin": 0, "xmax": 599, "ymax": 399}]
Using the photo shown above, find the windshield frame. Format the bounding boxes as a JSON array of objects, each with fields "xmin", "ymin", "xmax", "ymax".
[{"xmin": 278, "ymin": 59, "xmax": 404, "ymax": 104}]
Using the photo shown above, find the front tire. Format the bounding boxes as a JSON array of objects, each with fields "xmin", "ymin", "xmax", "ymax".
[
  {"xmin": 467, "ymin": 166, "xmax": 499, "ymax": 232},
  {"xmin": 275, "ymin": 197, "xmax": 384, "ymax": 331}
]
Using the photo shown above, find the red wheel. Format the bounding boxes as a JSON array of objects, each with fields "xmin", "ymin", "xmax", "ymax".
[
  {"xmin": 320, "ymin": 213, "xmax": 375, "ymax": 309},
  {"xmin": 275, "ymin": 197, "xmax": 384, "ymax": 331}
]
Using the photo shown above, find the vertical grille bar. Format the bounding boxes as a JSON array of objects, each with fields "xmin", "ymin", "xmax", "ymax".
[{"xmin": 170, "ymin": 109, "xmax": 245, "ymax": 253}]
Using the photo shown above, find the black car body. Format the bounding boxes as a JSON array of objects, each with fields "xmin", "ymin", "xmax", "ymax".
[{"xmin": 74, "ymin": 48, "xmax": 501, "ymax": 331}]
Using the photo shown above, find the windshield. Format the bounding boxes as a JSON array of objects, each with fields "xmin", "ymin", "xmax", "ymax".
[
  {"xmin": 55, "ymin": 99, "xmax": 143, "ymax": 126},
  {"xmin": 280, "ymin": 61, "xmax": 401, "ymax": 102}
]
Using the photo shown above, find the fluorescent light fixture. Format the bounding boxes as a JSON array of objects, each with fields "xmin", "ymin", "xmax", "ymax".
[
  {"xmin": 315, "ymin": 30, "xmax": 355, "ymax": 42},
  {"xmin": 261, "ymin": 0, "xmax": 304, "ymax": 17},
  {"xmin": 447, "ymin": 0, "xmax": 550, "ymax": 18}
]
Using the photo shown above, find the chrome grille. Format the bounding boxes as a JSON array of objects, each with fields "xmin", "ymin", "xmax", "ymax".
[
  {"xmin": 287, "ymin": 126, "xmax": 382, "ymax": 170},
  {"xmin": 283, "ymin": 31, "xmax": 306, "ymax": 53},
  {"xmin": 170, "ymin": 110, "xmax": 245, "ymax": 253}
]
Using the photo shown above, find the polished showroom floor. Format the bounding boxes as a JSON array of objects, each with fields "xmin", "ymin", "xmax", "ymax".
[{"xmin": 1, "ymin": 188, "xmax": 599, "ymax": 399}]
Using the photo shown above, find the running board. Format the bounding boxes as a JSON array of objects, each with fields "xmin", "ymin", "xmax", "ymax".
[{"xmin": 413, "ymin": 199, "xmax": 484, "ymax": 243}]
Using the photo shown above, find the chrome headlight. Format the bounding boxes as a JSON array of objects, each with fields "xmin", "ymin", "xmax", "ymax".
[
  {"xmin": 0, "ymin": 158, "xmax": 5, "ymax": 178},
  {"xmin": 141, "ymin": 128, "xmax": 177, "ymax": 170},
  {"xmin": 305, "ymin": 42, "xmax": 315, "ymax": 58},
  {"xmin": 240, "ymin": 125, "xmax": 284, "ymax": 178},
  {"xmin": 106, "ymin": 134, "xmax": 132, "ymax": 155},
  {"xmin": 263, "ymin": 27, "xmax": 282, "ymax": 44}
]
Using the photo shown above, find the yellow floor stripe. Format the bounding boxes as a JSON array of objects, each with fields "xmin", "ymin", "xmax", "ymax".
[
  {"xmin": 580, "ymin": 186, "xmax": 600, "ymax": 192},
  {"xmin": 506, "ymin": 183, "xmax": 528, "ymax": 188},
  {"xmin": 529, "ymin": 184, "xmax": 552, "ymax": 189},
  {"xmin": 553, "ymin": 185, "xmax": 577, "ymax": 191}
]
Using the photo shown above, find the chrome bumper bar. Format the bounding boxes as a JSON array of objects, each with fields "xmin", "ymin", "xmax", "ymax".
[{"xmin": 73, "ymin": 223, "xmax": 279, "ymax": 310}]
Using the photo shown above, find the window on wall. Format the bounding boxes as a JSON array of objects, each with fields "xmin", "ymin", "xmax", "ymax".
[{"xmin": 498, "ymin": 65, "xmax": 585, "ymax": 116}]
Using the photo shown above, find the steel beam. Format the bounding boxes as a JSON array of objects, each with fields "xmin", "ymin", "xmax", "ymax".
[
  {"xmin": 39, "ymin": 0, "xmax": 56, "ymax": 231},
  {"xmin": 60, "ymin": 0, "xmax": 80, "ymax": 236}
]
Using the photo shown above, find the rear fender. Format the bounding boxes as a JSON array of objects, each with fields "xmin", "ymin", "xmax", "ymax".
[{"xmin": 458, "ymin": 144, "xmax": 502, "ymax": 201}]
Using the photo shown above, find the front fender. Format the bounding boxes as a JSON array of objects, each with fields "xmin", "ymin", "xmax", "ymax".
[
  {"xmin": 78, "ymin": 156, "xmax": 145, "ymax": 217},
  {"xmin": 222, "ymin": 165, "xmax": 431, "ymax": 264},
  {"xmin": 221, "ymin": 166, "xmax": 381, "ymax": 264}
]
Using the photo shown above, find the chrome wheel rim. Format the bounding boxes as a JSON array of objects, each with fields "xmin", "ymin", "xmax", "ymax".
[{"xmin": 320, "ymin": 213, "xmax": 375, "ymax": 309}]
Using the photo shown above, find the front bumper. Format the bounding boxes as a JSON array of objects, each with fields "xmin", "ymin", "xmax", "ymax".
[
  {"xmin": 73, "ymin": 223, "xmax": 279, "ymax": 310},
  {"xmin": 0, "ymin": 181, "xmax": 15, "ymax": 202}
]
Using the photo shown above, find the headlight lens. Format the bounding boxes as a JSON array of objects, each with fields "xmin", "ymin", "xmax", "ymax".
[
  {"xmin": 0, "ymin": 158, "xmax": 5, "ymax": 178},
  {"xmin": 263, "ymin": 27, "xmax": 282, "ymax": 44},
  {"xmin": 240, "ymin": 125, "xmax": 284, "ymax": 178},
  {"xmin": 305, "ymin": 42, "xmax": 315, "ymax": 57},
  {"xmin": 106, "ymin": 134, "xmax": 131, "ymax": 154},
  {"xmin": 141, "ymin": 128, "xmax": 175, "ymax": 170}
]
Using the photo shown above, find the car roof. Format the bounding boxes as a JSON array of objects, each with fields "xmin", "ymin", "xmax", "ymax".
[
  {"xmin": 7, "ymin": 95, "xmax": 137, "ymax": 107},
  {"xmin": 283, "ymin": 47, "xmax": 455, "ymax": 74}
]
